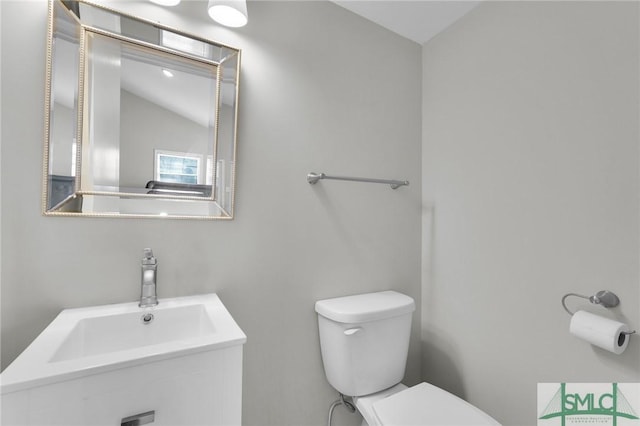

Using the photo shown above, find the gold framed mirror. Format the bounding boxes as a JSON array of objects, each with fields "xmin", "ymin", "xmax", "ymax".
[{"xmin": 44, "ymin": 0, "xmax": 240, "ymax": 219}]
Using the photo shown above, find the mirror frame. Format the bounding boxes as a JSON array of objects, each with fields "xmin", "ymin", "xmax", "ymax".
[{"xmin": 43, "ymin": 0, "xmax": 241, "ymax": 220}]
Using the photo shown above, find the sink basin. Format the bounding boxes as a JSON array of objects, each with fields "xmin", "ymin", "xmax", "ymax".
[
  {"xmin": 1, "ymin": 293, "xmax": 246, "ymax": 393},
  {"xmin": 51, "ymin": 304, "xmax": 217, "ymax": 361}
]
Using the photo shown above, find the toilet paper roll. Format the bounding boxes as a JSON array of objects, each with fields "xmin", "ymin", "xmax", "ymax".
[{"xmin": 569, "ymin": 310, "xmax": 631, "ymax": 355}]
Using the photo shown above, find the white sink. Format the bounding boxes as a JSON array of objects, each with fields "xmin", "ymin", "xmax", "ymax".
[
  {"xmin": 51, "ymin": 304, "xmax": 217, "ymax": 361},
  {"xmin": 1, "ymin": 293, "xmax": 246, "ymax": 394}
]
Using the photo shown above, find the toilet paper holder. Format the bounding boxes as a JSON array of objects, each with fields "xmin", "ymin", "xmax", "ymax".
[{"xmin": 562, "ymin": 290, "xmax": 636, "ymax": 336}]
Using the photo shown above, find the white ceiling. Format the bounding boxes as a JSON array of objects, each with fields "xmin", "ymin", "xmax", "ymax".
[{"xmin": 330, "ymin": 1, "xmax": 481, "ymax": 45}]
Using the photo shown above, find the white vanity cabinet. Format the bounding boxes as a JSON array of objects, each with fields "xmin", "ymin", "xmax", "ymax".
[{"xmin": 1, "ymin": 294, "xmax": 246, "ymax": 426}]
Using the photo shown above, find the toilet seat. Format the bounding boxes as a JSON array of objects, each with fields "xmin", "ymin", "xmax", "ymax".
[
  {"xmin": 356, "ymin": 382, "xmax": 500, "ymax": 426},
  {"xmin": 354, "ymin": 383, "xmax": 408, "ymax": 424}
]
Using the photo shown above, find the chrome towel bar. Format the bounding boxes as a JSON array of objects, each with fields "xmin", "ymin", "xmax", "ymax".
[{"xmin": 307, "ymin": 172, "xmax": 409, "ymax": 189}]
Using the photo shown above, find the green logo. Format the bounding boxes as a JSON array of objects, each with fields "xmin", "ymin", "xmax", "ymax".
[{"xmin": 539, "ymin": 383, "xmax": 639, "ymax": 426}]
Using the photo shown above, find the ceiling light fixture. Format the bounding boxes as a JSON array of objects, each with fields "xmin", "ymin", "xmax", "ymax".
[
  {"xmin": 207, "ymin": 0, "xmax": 248, "ymax": 28},
  {"xmin": 149, "ymin": 0, "xmax": 181, "ymax": 6}
]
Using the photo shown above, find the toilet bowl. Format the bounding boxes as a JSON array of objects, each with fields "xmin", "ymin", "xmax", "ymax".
[
  {"xmin": 316, "ymin": 291, "xmax": 500, "ymax": 426},
  {"xmin": 354, "ymin": 383, "xmax": 500, "ymax": 426}
]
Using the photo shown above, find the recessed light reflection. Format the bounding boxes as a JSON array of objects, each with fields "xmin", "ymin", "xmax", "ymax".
[{"xmin": 162, "ymin": 69, "xmax": 174, "ymax": 78}]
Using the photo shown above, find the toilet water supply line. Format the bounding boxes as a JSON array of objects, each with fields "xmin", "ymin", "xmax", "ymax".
[{"xmin": 327, "ymin": 393, "xmax": 356, "ymax": 426}]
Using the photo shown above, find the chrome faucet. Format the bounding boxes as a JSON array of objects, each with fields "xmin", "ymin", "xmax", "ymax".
[{"xmin": 139, "ymin": 248, "xmax": 158, "ymax": 308}]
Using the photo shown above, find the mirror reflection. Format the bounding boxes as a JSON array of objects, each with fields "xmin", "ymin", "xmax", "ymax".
[{"xmin": 44, "ymin": 0, "xmax": 240, "ymax": 219}]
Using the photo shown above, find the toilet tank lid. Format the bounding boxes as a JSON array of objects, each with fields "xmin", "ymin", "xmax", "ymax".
[{"xmin": 315, "ymin": 291, "xmax": 415, "ymax": 323}]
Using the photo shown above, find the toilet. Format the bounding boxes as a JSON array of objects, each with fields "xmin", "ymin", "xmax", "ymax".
[{"xmin": 315, "ymin": 290, "xmax": 500, "ymax": 426}]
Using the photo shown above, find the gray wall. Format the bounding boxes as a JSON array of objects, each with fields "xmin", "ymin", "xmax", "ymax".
[
  {"xmin": 422, "ymin": 2, "xmax": 639, "ymax": 425},
  {"xmin": 0, "ymin": 2, "xmax": 422, "ymax": 426}
]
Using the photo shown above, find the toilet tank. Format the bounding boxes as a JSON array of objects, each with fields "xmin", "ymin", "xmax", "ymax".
[{"xmin": 315, "ymin": 291, "xmax": 415, "ymax": 397}]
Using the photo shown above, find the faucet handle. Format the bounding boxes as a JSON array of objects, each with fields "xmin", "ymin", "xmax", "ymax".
[{"xmin": 142, "ymin": 248, "xmax": 157, "ymax": 264}]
